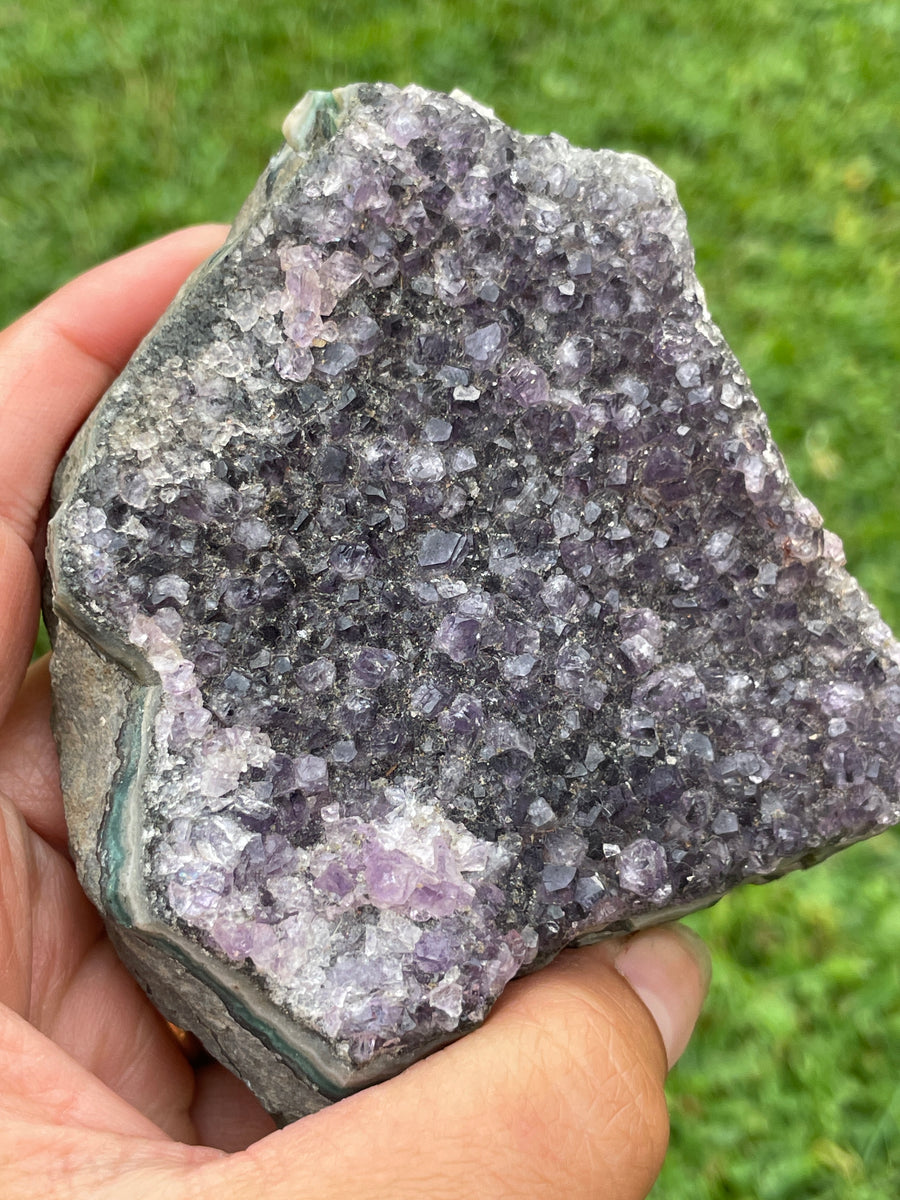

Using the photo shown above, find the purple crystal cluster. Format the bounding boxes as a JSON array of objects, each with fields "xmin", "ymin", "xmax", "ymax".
[{"xmin": 48, "ymin": 83, "xmax": 900, "ymax": 1110}]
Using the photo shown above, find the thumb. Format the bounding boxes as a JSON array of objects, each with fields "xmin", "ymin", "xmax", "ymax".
[
  {"xmin": 188, "ymin": 923, "xmax": 710, "ymax": 1200},
  {"xmin": 613, "ymin": 923, "xmax": 711, "ymax": 1070}
]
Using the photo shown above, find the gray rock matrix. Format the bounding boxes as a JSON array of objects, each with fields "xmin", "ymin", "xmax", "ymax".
[{"xmin": 47, "ymin": 83, "xmax": 900, "ymax": 1121}]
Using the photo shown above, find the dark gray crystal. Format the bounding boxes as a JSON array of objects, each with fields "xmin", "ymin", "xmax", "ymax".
[{"xmin": 47, "ymin": 83, "xmax": 900, "ymax": 1123}]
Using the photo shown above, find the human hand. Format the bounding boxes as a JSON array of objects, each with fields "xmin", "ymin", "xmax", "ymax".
[{"xmin": 0, "ymin": 229, "xmax": 710, "ymax": 1199}]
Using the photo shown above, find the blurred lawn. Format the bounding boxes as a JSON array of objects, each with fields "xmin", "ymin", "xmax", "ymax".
[{"xmin": 4, "ymin": 1, "xmax": 900, "ymax": 1195}]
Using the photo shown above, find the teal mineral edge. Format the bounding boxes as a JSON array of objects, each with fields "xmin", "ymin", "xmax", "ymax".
[
  {"xmin": 100, "ymin": 693, "xmax": 149, "ymax": 928},
  {"xmin": 140, "ymin": 930, "xmax": 357, "ymax": 1102},
  {"xmin": 101, "ymin": 692, "xmax": 356, "ymax": 1102},
  {"xmin": 282, "ymin": 89, "xmax": 341, "ymax": 154}
]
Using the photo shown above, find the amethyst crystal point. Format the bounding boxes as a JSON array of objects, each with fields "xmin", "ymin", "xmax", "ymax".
[{"xmin": 47, "ymin": 82, "xmax": 900, "ymax": 1121}]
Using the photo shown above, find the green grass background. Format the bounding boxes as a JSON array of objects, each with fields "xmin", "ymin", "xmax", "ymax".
[{"xmin": 3, "ymin": 1, "xmax": 900, "ymax": 1194}]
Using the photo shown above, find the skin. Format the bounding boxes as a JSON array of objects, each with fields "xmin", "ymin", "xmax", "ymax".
[{"xmin": 0, "ymin": 226, "xmax": 710, "ymax": 1200}]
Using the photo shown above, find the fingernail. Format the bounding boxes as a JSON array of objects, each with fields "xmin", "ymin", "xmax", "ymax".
[{"xmin": 613, "ymin": 924, "xmax": 711, "ymax": 1069}]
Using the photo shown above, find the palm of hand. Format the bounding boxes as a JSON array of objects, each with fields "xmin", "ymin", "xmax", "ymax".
[{"xmin": 0, "ymin": 228, "xmax": 707, "ymax": 1200}]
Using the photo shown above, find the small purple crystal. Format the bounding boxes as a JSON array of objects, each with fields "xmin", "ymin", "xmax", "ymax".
[{"xmin": 47, "ymin": 83, "xmax": 900, "ymax": 1123}]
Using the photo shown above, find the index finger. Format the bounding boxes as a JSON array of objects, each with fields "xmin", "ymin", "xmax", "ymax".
[{"xmin": 0, "ymin": 225, "xmax": 229, "ymax": 550}]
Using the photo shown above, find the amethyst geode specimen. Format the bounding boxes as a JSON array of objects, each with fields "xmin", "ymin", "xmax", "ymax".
[{"xmin": 47, "ymin": 83, "xmax": 900, "ymax": 1121}]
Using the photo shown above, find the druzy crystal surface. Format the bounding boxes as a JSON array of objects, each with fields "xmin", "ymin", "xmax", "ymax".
[{"xmin": 48, "ymin": 83, "xmax": 900, "ymax": 1120}]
